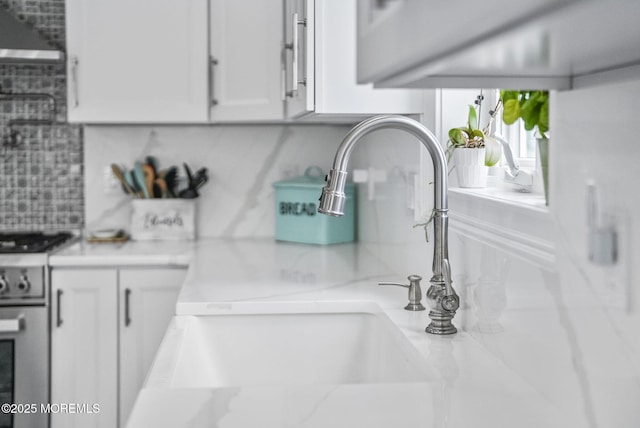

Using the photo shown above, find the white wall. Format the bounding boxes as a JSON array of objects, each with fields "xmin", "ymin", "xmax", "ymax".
[
  {"xmin": 552, "ymin": 79, "xmax": 639, "ymax": 315},
  {"xmin": 447, "ymin": 79, "xmax": 640, "ymax": 428}
]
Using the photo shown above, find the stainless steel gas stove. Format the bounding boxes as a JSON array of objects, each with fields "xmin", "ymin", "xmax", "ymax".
[{"xmin": 0, "ymin": 232, "xmax": 74, "ymax": 428}]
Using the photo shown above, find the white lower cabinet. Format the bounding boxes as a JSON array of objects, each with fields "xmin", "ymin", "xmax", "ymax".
[
  {"xmin": 51, "ymin": 269, "xmax": 118, "ymax": 428},
  {"xmin": 117, "ymin": 269, "xmax": 185, "ymax": 427},
  {"xmin": 51, "ymin": 267, "xmax": 186, "ymax": 428}
]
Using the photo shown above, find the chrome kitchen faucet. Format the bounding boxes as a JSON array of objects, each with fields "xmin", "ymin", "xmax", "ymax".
[{"xmin": 318, "ymin": 115, "xmax": 459, "ymax": 334}]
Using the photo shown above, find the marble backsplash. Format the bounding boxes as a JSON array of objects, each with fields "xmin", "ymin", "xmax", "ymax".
[
  {"xmin": 447, "ymin": 79, "xmax": 640, "ymax": 428},
  {"xmin": 84, "ymin": 124, "xmax": 425, "ymax": 243}
]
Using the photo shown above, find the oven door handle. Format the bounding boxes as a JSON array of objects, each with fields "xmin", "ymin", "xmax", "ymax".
[{"xmin": 0, "ymin": 315, "xmax": 25, "ymax": 334}]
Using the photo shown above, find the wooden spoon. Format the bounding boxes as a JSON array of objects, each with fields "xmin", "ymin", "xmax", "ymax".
[
  {"xmin": 111, "ymin": 164, "xmax": 137, "ymax": 196},
  {"xmin": 142, "ymin": 164, "xmax": 155, "ymax": 198}
]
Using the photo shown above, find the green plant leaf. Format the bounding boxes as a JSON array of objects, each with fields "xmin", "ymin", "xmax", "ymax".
[
  {"xmin": 520, "ymin": 91, "xmax": 540, "ymax": 115},
  {"xmin": 500, "ymin": 90, "xmax": 518, "ymax": 103},
  {"xmin": 471, "ymin": 129, "xmax": 484, "ymax": 139},
  {"xmin": 524, "ymin": 106, "xmax": 541, "ymax": 130},
  {"xmin": 502, "ymin": 99, "xmax": 520, "ymax": 124},
  {"xmin": 520, "ymin": 92, "xmax": 543, "ymax": 131},
  {"xmin": 467, "ymin": 105, "xmax": 478, "ymax": 130},
  {"xmin": 538, "ymin": 96, "xmax": 549, "ymax": 137},
  {"xmin": 448, "ymin": 128, "xmax": 465, "ymax": 146},
  {"xmin": 500, "ymin": 89, "xmax": 549, "ymax": 136}
]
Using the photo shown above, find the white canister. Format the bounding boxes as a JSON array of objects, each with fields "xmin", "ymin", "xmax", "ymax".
[{"xmin": 130, "ymin": 199, "xmax": 196, "ymax": 240}]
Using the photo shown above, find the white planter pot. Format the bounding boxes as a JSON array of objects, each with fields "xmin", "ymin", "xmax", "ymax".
[{"xmin": 454, "ymin": 148, "xmax": 488, "ymax": 188}]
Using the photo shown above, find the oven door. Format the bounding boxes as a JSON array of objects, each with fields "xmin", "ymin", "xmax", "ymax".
[{"xmin": 0, "ymin": 307, "xmax": 48, "ymax": 428}]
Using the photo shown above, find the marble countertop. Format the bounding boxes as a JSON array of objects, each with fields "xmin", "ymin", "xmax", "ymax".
[
  {"xmin": 50, "ymin": 238, "xmax": 569, "ymax": 427},
  {"xmin": 49, "ymin": 238, "xmax": 193, "ymax": 267}
]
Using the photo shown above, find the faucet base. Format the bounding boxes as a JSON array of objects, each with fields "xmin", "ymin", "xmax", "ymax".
[
  {"xmin": 425, "ymin": 313, "xmax": 457, "ymax": 335},
  {"xmin": 405, "ymin": 302, "xmax": 426, "ymax": 311}
]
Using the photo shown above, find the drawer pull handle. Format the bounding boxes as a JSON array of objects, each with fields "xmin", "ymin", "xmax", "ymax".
[
  {"xmin": 124, "ymin": 288, "xmax": 132, "ymax": 326},
  {"xmin": 56, "ymin": 289, "xmax": 63, "ymax": 327}
]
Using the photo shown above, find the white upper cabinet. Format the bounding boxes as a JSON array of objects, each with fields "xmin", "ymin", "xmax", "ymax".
[
  {"xmin": 284, "ymin": 0, "xmax": 423, "ymax": 120},
  {"xmin": 283, "ymin": 0, "xmax": 312, "ymax": 118},
  {"xmin": 65, "ymin": 0, "xmax": 422, "ymax": 123},
  {"xmin": 357, "ymin": 0, "xmax": 640, "ymax": 90},
  {"xmin": 65, "ymin": 0, "xmax": 209, "ymax": 123},
  {"xmin": 209, "ymin": 0, "xmax": 284, "ymax": 121}
]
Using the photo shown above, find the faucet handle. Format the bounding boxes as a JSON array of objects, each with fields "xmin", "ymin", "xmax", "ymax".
[
  {"xmin": 440, "ymin": 260, "xmax": 459, "ymax": 312},
  {"xmin": 379, "ymin": 275, "xmax": 426, "ymax": 311}
]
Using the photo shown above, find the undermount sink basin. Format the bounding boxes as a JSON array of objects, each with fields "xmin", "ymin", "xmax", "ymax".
[{"xmin": 147, "ymin": 303, "xmax": 431, "ymax": 388}]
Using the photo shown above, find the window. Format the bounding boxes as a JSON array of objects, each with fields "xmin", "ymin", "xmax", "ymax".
[
  {"xmin": 497, "ymin": 116, "xmax": 537, "ymax": 159},
  {"xmin": 487, "ymin": 89, "xmax": 538, "ymax": 170}
]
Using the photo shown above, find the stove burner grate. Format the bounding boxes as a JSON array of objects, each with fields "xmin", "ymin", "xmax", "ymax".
[{"xmin": 0, "ymin": 232, "xmax": 73, "ymax": 254}]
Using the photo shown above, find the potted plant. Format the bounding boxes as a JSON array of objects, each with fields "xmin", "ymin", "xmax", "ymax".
[
  {"xmin": 447, "ymin": 97, "xmax": 502, "ymax": 188},
  {"xmin": 500, "ymin": 90, "xmax": 550, "ymax": 204}
]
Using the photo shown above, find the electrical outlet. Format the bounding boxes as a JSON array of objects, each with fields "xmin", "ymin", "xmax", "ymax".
[{"xmin": 103, "ymin": 165, "xmax": 121, "ymax": 195}]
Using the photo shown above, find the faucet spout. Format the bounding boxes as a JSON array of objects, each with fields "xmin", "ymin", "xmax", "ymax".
[{"xmin": 319, "ymin": 115, "xmax": 458, "ymax": 334}]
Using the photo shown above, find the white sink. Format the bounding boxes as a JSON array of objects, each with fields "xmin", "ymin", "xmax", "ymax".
[{"xmin": 146, "ymin": 303, "xmax": 431, "ymax": 388}]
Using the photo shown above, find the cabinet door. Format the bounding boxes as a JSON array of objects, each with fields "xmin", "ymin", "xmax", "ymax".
[
  {"xmin": 356, "ymin": 0, "xmax": 572, "ymax": 86},
  {"xmin": 65, "ymin": 0, "xmax": 209, "ymax": 123},
  {"xmin": 209, "ymin": 0, "xmax": 283, "ymax": 121},
  {"xmin": 51, "ymin": 269, "xmax": 118, "ymax": 428},
  {"xmin": 312, "ymin": 0, "xmax": 422, "ymax": 117},
  {"xmin": 284, "ymin": 0, "xmax": 421, "ymax": 120},
  {"xmin": 284, "ymin": 0, "xmax": 315, "ymax": 118},
  {"xmin": 118, "ymin": 268, "xmax": 185, "ymax": 427}
]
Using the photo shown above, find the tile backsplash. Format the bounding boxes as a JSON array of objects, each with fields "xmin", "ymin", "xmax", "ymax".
[{"xmin": 0, "ymin": 0, "xmax": 84, "ymax": 231}]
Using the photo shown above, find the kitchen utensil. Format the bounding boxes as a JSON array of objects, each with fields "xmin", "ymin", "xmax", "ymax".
[
  {"xmin": 194, "ymin": 177, "xmax": 208, "ymax": 190},
  {"xmin": 125, "ymin": 169, "xmax": 143, "ymax": 198},
  {"xmin": 178, "ymin": 187, "xmax": 199, "ymax": 199},
  {"xmin": 142, "ymin": 164, "xmax": 156, "ymax": 198},
  {"xmin": 163, "ymin": 166, "xmax": 179, "ymax": 197},
  {"xmin": 134, "ymin": 162, "xmax": 151, "ymax": 198},
  {"xmin": 192, "ymin": 167, "xmax": 209, "ymax": 190},
  {"xmin": 111, "ymin": 164, "xmax": 137, "ymax": 196},
  {"xmin": 179, "ymin": 163, "xmax": 203, "ymax": 198},
  {"xmin": 183, "ymin": 163, "xmax": 194, "ymax": 188},
  {"xmin": 146, "ymin": 156, "xmax": 159, "ymax": 175},
  {"xmin": 154, "ymin": 178, "xmax": 168, "ymax": 198}
]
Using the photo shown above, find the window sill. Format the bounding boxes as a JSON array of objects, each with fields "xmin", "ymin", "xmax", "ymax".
[
  {"xmin": 447, "ymin": 183, "xmax": 556, "ymax": 269},
  {"xmin": 449, "ymin": 184, "xmax": 547, "ymax": 213}
]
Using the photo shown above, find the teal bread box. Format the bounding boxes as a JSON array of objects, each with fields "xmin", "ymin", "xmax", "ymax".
[{"xmin": 273, "ymin": 167, "xmax": 356, "ymax": 245}]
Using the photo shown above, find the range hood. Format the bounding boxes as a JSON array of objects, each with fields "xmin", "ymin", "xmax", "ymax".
[{"xmin": 0, "ymin": 8, "xmax": 64, "ymax": 63}]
